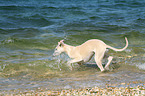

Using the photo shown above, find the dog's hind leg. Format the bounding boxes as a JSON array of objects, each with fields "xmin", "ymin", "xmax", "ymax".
[
  {"xmin": 105, "ymin": 56, "xmax": 113, "ymax": 70},
  {"xmin": 94, "ymin": 53, "xmax": 105, "ymax": 72}
]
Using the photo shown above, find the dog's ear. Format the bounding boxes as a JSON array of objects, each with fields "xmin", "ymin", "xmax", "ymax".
[{"xmin": 60, "ymin": 40, "xmax": 64, "ymax": 43}]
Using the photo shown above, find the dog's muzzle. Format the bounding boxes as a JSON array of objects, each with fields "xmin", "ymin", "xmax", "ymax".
[{"xmin": 53, "ymin": 51, "xmax": 60, "ymax": 56}]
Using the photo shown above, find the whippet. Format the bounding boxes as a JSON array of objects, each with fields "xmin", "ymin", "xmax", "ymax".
[{"xmin": 53, "ymin": 37, "xmax": 128, "ymax": 72}]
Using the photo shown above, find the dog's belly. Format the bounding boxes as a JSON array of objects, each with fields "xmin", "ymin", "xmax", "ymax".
[{"xmin": 83, "ymin": 52, "xmax": 94, "ymax": 63}]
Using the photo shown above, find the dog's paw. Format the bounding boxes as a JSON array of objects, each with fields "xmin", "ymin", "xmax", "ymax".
[
  {"xmin": 67, "ymin": 63, "xmax": 73, "ymax": 71},
  {"xmin": 101, "ymin": 69, "xmax": 110, "ymax": 73}
]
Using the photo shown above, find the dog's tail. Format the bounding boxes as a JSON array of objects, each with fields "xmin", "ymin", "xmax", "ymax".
[{"xmin": 106, "ymin": 37, "xmax": 128, "ymax": 52}]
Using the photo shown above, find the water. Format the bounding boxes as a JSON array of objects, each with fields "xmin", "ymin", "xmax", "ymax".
[{"xmin": 0, "ymin": 0, "xmax": 145, "ymax": 94}]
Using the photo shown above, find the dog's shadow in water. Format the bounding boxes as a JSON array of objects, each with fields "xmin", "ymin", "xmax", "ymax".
[
  {"xmin": 83, "ymin": 63, "xmax": 98, "ymax": 68},
  {"xmin": 80, "ymin": 60, "xmax": 120, "ymax": 72}
]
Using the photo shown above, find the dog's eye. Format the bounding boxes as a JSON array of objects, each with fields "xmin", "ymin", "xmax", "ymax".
[{"xmin": 59, "ymin": 44, "xmax": 62, "ymax": 47}]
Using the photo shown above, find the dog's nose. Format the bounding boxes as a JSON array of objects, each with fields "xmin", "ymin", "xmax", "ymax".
[{"xmin": 53, "ymin": 53, "xmax": 56, "ymax": 56}]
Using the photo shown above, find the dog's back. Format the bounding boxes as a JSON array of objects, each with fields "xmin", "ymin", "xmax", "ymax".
[{"xmin": 77, "ymin": 39, "xmax": 107, "ymax": 50}]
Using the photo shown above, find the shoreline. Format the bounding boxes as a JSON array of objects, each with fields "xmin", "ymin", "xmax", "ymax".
[{"xmin": 2, "ymin": 82, "xmax": 145, "ymax": 96}]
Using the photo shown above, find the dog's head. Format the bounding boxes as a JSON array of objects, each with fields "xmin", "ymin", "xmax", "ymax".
[{"xmin": 53, "ymin": 40, "xmax": 65, "ymax": 56}]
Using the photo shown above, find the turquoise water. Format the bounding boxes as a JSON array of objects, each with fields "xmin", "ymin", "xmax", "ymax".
[{"xmin": 0, "ymin": 0, "xmax": 145, "ymax": 94}]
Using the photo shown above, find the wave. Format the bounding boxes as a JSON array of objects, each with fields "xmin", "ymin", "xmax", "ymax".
[
  {"xmin": 0, "ymin": 5, "xmax": 36, "ymax": 10},
  {"xmin": 0, "ymin": 27, "xmax": 41, "ymax": 34},
  {"xmin": 0, "ymin": 28, "xmax": 41, "ymax": 45},
  {"xmin": 0, "ymin": 37, "xmax": 17, "ymax": 44},
  {"xmin": 41, "ymin": 6, "xmax": 58, "ymax": 9},
  {"xmin": 0, "ymin": 16, "xmax": 54, "ymax": 29}
]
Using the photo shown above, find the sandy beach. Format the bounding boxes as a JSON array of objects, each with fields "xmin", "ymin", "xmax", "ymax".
[{"xmin": 2, "ymin": 82, "xmax": 145, "ymax": 96}]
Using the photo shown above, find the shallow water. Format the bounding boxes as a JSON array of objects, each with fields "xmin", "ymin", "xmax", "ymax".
[{"xmin": 0, "ymin": 0, "xmax": 145, "ymax": 94}]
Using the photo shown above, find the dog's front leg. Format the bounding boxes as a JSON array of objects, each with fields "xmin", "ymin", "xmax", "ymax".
[{"xmin": 68, "ymin": 59, "xmax": 83, "ymax": 70}]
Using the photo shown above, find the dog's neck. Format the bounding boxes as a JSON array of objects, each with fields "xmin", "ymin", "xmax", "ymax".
[{"xmin": 63, "ymin": 44, "xmax": 75, "ymax": 58}]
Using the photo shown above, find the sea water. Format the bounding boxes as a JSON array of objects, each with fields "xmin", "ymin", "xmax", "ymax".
[{"xmin": 0, "ymin": 0, "xmax": 145, "ymax": 94}]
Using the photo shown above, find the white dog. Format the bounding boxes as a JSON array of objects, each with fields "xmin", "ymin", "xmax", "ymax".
[{"xmin": 53, "ymin": 37, "xmax": 128, "ymax": 72}]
